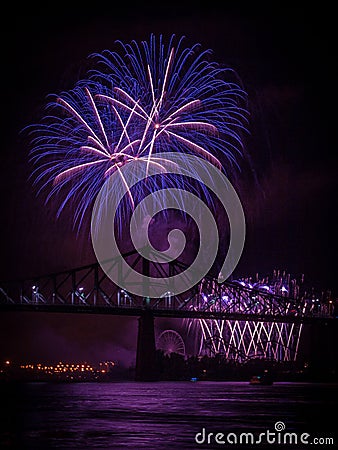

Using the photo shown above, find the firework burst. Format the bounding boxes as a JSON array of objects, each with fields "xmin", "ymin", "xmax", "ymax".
[{"xmin": 27, "ymin": 34, "xmax": 248, "ymax": 231}]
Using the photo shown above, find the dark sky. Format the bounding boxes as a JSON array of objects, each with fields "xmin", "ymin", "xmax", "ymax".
[{"xmin": 0, "ymin": 8, "xmax": 336, "ymax": 365}]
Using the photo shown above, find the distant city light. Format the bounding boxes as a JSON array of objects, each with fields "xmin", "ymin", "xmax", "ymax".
[{"xmin": 12, "ymin": 360, "xmax": 116, "ymax": 381}]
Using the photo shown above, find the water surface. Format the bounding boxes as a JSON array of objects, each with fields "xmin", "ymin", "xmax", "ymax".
[{"xmin": 0, "ymin": 381, "xmax": 336, "ymax": 449}]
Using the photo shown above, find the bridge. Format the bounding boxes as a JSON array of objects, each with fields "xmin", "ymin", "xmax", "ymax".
[{"xmin": 0, "ymin": 252, "xmax": 335, "ymax": 380}]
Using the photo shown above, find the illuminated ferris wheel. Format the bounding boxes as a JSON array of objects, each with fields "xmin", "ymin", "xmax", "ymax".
[{"xmin": 157, "ymin": 330, "xmax": 186, "ymax": 357}]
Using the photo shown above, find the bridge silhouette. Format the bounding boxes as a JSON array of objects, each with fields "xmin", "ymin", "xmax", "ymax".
[{"xmin": 0, "ymin": 250, "xmax": 335, "ymax": 380}]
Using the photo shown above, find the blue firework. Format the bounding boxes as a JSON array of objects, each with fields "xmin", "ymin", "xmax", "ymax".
[{"xmin": 27, "ymin": 34, "xmax": 248, "ymax": 231}]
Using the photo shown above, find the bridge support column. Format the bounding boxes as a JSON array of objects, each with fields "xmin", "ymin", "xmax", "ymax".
[
  {"xmin": 307, "ymin": 320, "xmax": 337, "ymax": 380},
  {"xmin": 135, "ymin": 311, "xmax": 158, "ymax": 381}
]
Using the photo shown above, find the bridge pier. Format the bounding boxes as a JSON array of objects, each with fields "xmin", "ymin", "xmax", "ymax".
[
  {"xmin": 135, "ymin": 311, "xmax": 158, "ymax": 381},
  {"xmin": 307, "ymin": 320, "xmax": 338, "ymax": 380}
]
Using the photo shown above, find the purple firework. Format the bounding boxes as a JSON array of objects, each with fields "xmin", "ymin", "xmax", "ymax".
[{"xmin": 27, "ymin": 34, "xmax": 249, "ymax": 231}]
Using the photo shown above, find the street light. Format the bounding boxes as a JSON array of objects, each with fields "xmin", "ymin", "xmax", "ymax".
[{"xmin": 32, "ymin": 285, "xmax": 38, "ymax": 303}]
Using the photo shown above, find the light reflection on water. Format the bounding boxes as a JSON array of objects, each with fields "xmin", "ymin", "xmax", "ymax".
[{"xmin": 0, "ymin": 381, "xmax": 336, "ymax": 449}]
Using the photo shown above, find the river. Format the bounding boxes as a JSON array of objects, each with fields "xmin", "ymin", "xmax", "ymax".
[{"xmin": 0, "ymin": 381, "xmax": 336, "ymax": 449}]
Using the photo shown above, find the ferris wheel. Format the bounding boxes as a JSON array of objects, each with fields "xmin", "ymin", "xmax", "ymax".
[{"xmin": 156, "ymin": 330, "xmax": 186, "ymax": 357}]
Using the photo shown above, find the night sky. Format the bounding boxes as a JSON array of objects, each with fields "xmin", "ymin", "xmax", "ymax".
[{"xmin": 0, "ymin": 8, "xmax": 336, "ymax": 365}]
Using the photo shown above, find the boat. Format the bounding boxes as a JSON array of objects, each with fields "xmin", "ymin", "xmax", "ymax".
[{"xmin": 249, "ymin": 370, "xmax": 273, "ymax": 385}]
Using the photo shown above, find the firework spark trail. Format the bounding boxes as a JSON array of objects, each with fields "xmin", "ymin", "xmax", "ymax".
[
  {"xmin": 27, "ymin": 34, "xmax": 248, "ymax": 231},
  {"xmin": 92, "ymin": 36, "xmax": 248, "ymax": 164},
  {"xmin": 186, "ymin": 272, "xmax": 313, "ymax": 361}
]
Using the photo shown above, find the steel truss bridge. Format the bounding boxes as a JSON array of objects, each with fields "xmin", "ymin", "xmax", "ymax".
[
  {"xmin": 0, "ymin": 252, "xmax": 335, "ymax": 378},
  {"xmin": 0, "ymin": 257, "xmax": 332, "ymax": 324}
]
